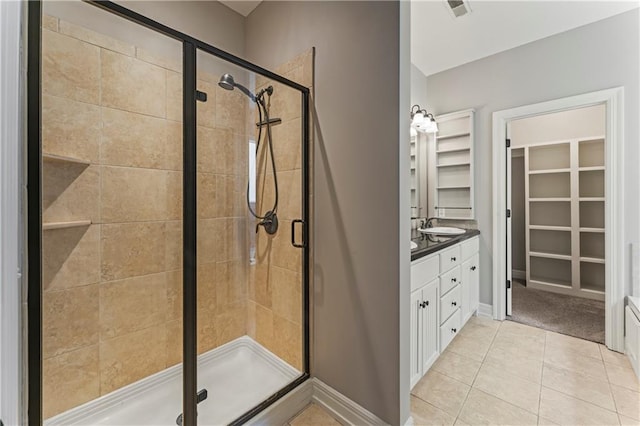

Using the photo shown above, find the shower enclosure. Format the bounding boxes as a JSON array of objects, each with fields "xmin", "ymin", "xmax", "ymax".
[{"xmin": 26, "ymin": 1, "xmax": 310, "ymax": 424}]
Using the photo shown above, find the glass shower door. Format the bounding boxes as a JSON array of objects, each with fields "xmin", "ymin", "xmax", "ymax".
[{"xmin": 192, "ymin": 47, "xmax": 309, "ymax": 424}]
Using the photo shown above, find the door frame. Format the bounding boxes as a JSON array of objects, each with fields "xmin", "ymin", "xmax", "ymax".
[{"xmin": 492, "ymin": 87, "xmax": 625, "ymax": 351}]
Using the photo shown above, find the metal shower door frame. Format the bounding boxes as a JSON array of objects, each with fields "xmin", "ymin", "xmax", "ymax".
[{"xmin": 25, "ymin": 1, "xmax": 311, "ymax": 425}]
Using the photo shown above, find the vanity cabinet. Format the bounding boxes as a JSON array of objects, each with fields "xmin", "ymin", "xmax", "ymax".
[{"xmin": 410, "ymin": 235, "xmax": 480, "ymax": 388}]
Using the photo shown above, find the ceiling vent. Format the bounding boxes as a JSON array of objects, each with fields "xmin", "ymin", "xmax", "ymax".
[{"xmin": 446, "ymin": 0, "xmax": 472, "ymax": 18}]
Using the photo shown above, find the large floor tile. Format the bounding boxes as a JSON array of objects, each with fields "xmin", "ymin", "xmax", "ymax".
[
  {"xmin": 539, "ymin": 387, "xmax": 620, "ymax": 426},
  {"xmin": 545, "ymin": 331, "xmax": 602, "ymax": 360},
  {"xmin": 611, "ymin": 384, "xmax": 640, "ymax": 421},
  {"xmin": 410, "ymin": 395, "xmax": 456, "ymax": 426},
  {"xmin": 606, "ymin": 363, "xmax": 640, "ymax": 392},
  {"xmin": 432, "ymin": 350, "xmax": 482, "ymax": 385},
  {"xmin": 458, "ymin": 388, "xmax": 538, "ymax": 425},
  {"xmin": 542, "ymin": 363, "xmax": 615, "ymax": 411},
  {"xmin": 501, "ymin": 320, "xmax": 547, "ymax": 340},
  {"xmin": 484, "ymin": 347, "xmax": 543, "ymax": 383},
  {"xmin": 412, "ymin": 370, "xmax": 471, "ymax": 417},
  {"xmin": 600, "ymin": 345, "xmax": 633, "ymax": 369},
  {"xmin": 473, "ymin": 362, "xmax": 541, "ymax": 414},
  {"xmin": 490, "ymin": 333, "xmax": 545, "ymax": 361},
  {"xmin": 544, "ymin": 343, "xmax": 608, "ymax": 382},
  {"xmin": 458, "ymin": 321, "xmax": 499, "ymax": 342},
  {"xmin": 619, "ymin": 414, "xmax": 640, "ymax": 425},
  {"xmin": 446, "ymin": 334, "xmax": 492, "ymax": 362},
  {"xmin": 289, "ymin": 403, "xmax": 340, "ymax": 426}
]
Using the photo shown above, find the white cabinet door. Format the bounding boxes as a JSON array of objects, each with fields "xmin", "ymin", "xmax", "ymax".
[
  {"xmin": 421, "ymin": 281, "xmax": 439, "ymax": 373},
  {"xmin": 410, "ymin": 289, "xmax": 423, "ymax": 388},
  {"xmin": 461, "ymin": 257, "xmax": 472, "ymax": 323}
]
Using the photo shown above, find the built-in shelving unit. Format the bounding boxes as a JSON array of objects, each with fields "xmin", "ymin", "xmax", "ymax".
[
  {"xmin": 410, "ymin": 134, "xmax": 420, "ymax": 216},
  {"xmin": 433, "ymin": 110, "xmax": 474, "ymax": 220},
  {"xmin": 525, "ymin": 137, "xmax": 605, "ymax": 300}
]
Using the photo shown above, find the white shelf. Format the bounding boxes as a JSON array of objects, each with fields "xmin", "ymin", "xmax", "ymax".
[
  {"xmin": 436, "ymin": 132, "xmax": 470, "ymax": 140},
  {"xmin": 528, "ymin": 168, "xmax": 571, "ymax": 175},
  {"xmin": 530, "ymin": 251, "xmax": 572, "ymax": 261},
  {"xmin": 436, "ymin": 147, "xmax": 470, "ymax": 154},
  {"xmin": 580, "ymin": 256, "xmax": 605, "ymax": 264},
  {"xmin": 436, "ymin": 162, "xmax": 470, "ymax": 168},
  {"xmin": 43, "ymin": 153, "xmax": 91, "ymax": 166},
  {"xmin": 43, "ymin": 220, "xmax": 92, "ymax": 231},
  {"xmin": 579, "ymin": 197, "xmax": 604, "ymax": 202},
  {"xmin": 529, "ymin": 225, "xmax": 571, "ymax": 232},
  {"xmin": 579, "ymin": 166, "xmax": 605, "ymax": 172},
  {"xmin": 529, "ymin": 198, "xmax": 571, "ymax": 202},
  {"xmin": 580, "ymin": 227, "xmax": 605, "ymax": 233},
  {"xmin": 437, "ymin": 186, "xmax": 470, "ymax": 190}
]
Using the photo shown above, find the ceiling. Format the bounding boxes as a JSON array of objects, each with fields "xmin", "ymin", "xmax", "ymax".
[
  {"xmin": 219, "ymin": 0, "xmax": 262, "ymax": 17},
  {"xmin": 411, "ymin": 0, "xmax": 639, "ymax": 77}
]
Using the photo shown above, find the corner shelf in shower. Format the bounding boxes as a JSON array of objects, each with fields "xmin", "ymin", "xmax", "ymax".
[
  {"xmin": 43, "ymin": 153, "xmax": 91, "ymax": 166},
  {"xmin": 43, "ymin": 220, "xmax": 92, "ymax": 231}
]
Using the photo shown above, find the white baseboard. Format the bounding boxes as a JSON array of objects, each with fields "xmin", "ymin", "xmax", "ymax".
[
  {"xmin": 477, "ymin": 303, "xmax": 493, "ymax": 319},
  {"xmin": 251, "ymin": 378, "xmax": 388, "ymax": 425},
  {"xmin": 311, "ymin": 379, "xmax": 386, "ymax": 425},
  {"xmin": 512, "ymin": 269, "xmax": 526, "ymax": 280}
]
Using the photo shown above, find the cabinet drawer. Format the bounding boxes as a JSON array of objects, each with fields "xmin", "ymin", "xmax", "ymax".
[
  {"xmin": 440, "ymin": 284, "xmax": 461, "ymax": 324},
  {"xmin": 440, "ymin": 308, "xmax": 461, "ymax": 351},
  {"xmin": 411, "ymin": 254, "xmax": 440, "ymax": 292},
  {"xmin": 461, "ymin": 236, "xmax": 479, "ymax": 260},
  {"xmin": 440, "ymin": 266, "xmax": 461, "ymax": 296},
  {"xmin": 439, "ymin": 245, "xmax": 461, "ymax": 273}
]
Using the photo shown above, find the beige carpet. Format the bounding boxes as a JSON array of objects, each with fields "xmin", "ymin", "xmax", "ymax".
[{"xmin": 508, "ymin": 279, "xmax": 605, "ymax": 344}]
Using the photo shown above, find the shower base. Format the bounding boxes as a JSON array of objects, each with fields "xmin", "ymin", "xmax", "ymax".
[{"xmin": 45, "ymin": 336, "xmax": 300, "ymax": 426}]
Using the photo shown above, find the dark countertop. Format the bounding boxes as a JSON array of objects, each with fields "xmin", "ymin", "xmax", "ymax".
[{"xmin": 411, "ymin": 229, "xmax": 480, "ymax": 261}]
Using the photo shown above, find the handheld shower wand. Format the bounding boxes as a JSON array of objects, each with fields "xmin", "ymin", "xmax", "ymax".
[{"xmin": 218, "ymin": 73, "xmax": 279, "ymax": 235}]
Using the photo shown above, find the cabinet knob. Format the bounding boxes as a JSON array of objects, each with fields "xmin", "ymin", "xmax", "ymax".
[
  {"xmin": 471, "ymin": 266, "xmax": 477, "ymax": 271},
  {"xmin": 451, "ymin": 257, "xmax": 457, "ymax": 262},
  {"xmin": 451, "ymin": 278, "xmax": 457, "ymax": 283},
  {"xmin": 451, "ymin": 328, "xmax": 457, "ymax": 333},
  {"xmin": 451, "ymin": 301, "xmax": 457, "ymax": 307}
]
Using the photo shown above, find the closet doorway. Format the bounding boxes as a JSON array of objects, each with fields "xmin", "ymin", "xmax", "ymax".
[
  {"xmin": 491, "ymin": 88, "xmax": 625, "ymax": 352},
  {"xmin": 508, "ymin": 105, "xmax": 606, "ymax": 343}
]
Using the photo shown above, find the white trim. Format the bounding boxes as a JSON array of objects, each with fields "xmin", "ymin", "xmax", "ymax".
[
  {"xmin": 492, "ymin": 87, "xmax": 625, "ymax": 351},
  {"xmin": 251, "ymin": 378, "xmax": 388, "ymax": 425},
  {"xmin": 512, "ymin": 269, "xmax": 526, "ymax": 280},
  {"xmin": 0, "ymin": 1, "xmax": 24, "ymax": 424},
  {"xmin": 311, "ymin": 379, "xmax": 386, "ymax": 425},
  {"xmin": 477, "ymin": 303, "xmax": 493, "ymax": 319},
  {"xmin": 47, "ymin": 337, "xmax": 300, "ymax": 425}
]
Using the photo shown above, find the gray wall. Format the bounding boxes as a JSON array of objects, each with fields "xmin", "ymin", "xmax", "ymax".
[
  {"xmin": 426, "ymin": 9, "xmax": 639, "ymax": 304},
  {"xmin": 511, "ymin": 152, "xmax": 526, "ymax": 273},
  {"xmin": 246, "ymin": 2, "xmax": 406, "ymax": 424}
]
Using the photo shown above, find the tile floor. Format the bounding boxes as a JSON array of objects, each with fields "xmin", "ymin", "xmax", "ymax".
[
  {"xmin": 287, "ymin": 403, "xmax": 341, "ymax": 425},
  {"xmin": 411, "ymin": 317, "xmax": 640, "ymax": 425},
  {"xmin": 286, "ymin": 318, "xmax": 639, "ymax": 425}
]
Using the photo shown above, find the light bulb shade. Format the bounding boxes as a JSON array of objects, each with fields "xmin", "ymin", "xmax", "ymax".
[
  {"xmin": 410, "ymin": 127, "xmax": 418, "ymax": 137},
  {"xmin": 411, "ymin": 112, "xmax": 425, "ymax": 129}
]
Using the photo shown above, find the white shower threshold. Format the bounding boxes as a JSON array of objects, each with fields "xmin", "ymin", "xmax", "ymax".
[{"xmin": 45, "ymin": 336, "xmax": 301, "ymax": 426}]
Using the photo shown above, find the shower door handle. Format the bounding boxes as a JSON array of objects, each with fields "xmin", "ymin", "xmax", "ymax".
[{"xmin": 291, "ymin": 219, "xmax": 305, "ymax": 248}]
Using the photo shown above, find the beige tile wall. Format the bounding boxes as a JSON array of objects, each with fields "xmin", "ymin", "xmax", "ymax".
[
  {"xmin": 247, "ymin": 50, "xmax": 313, "ymax": 371},
  {"xmin": 42, "ymin": 14, "xmax": 312, "ymax": 418},
  {"xmin": 41, "ymin": 15, "xmax": 249, "ymax": 418}
]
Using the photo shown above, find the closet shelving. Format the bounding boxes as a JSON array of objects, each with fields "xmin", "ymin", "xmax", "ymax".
[
  {"xmin": 525, "ymin": 137, "xmax": 605, "ymax": 300},
  {"xmin": 433, "ymin": 109, "xmax": 474, "ymax": 220}
]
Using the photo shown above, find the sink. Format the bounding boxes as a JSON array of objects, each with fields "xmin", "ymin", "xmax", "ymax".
[
  {"xmin": 411, "ymin": 241, "xmax": 418, "ymax": 250},
  {"xmin": 418, "ymin": 227, "xmax": 466, "ymax": 236}
]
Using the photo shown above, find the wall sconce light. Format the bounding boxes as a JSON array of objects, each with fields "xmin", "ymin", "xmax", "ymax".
[{"xmin": 410, "ymin": 104, "xmax": 438, "ymax": 133}]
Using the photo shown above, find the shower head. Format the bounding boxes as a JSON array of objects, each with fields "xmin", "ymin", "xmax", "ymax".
[{"xmin": 218, "ymin": 73, "xmax": 256, "ymax": 102}]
